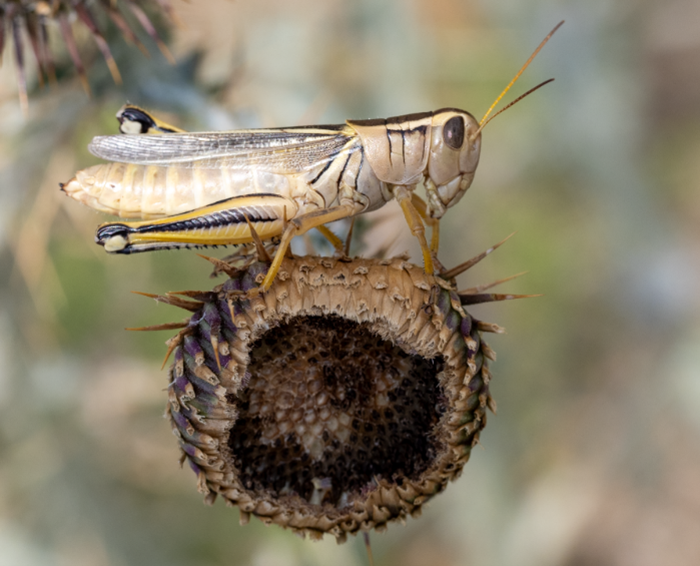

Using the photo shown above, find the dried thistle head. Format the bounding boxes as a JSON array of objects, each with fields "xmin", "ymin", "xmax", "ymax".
[
  {"xmin": 155, "ymin": 254, "xmax": 505, "ymax": 542},
  {"xmin": 0, "ymin": 0, "xmax": 178, "ymax": 113}
]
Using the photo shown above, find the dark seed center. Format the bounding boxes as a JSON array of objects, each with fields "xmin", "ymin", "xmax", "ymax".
[{"xmin": 227, "ymin": 316, "xmax": 445, "ymax": 508}]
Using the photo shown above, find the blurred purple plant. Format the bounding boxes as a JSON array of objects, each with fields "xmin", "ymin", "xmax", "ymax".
[{"xmin": 0, "ymin": 0, "xmax": 179, "ymax": 113}]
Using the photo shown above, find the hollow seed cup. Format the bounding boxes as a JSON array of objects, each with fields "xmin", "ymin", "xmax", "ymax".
[{"xmin": 162, "ymin": 254, "xmax": 497, "ymax": 542}]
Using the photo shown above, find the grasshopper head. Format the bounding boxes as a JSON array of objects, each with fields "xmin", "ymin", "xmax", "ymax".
[{"xmin": 426, "ymin": 109, "xmax": 481, "ymax": 218}]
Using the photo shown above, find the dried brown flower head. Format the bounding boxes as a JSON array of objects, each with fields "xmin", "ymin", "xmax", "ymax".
[
  {"xmin": 152, "ymin": 253, "xmax": 507, "ymax": 542},
  {"xmin": 1, "ymin": 0, "xmax": 177, "ymax": 112}
]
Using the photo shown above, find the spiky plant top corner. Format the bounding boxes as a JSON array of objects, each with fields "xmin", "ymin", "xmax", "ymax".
[
  {"xmin": 135, "ymin": 249, "xmax": 526, "ymax": 543},
  {"xmin": 0, "ymin": 0, "xmax": 178, "ymax": 113}
]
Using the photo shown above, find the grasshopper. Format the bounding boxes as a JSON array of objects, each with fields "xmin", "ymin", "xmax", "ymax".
[{"xmin": 61, "ymin": 22, "xmax": 562, "ymax": 293}]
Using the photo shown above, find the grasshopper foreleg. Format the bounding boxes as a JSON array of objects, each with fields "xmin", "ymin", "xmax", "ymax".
[
  {"xmin": 410, "ymin": 193, "xmax": 440, "ymax": 254},
  {"xmin": 394, "ymin": 186, "xmax": 435, "ymax": 275}
]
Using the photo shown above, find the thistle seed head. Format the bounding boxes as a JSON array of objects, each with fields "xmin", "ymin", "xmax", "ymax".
[{"xmin": 163, "ymin": 255, "xmax": 496, "ymax": 542}]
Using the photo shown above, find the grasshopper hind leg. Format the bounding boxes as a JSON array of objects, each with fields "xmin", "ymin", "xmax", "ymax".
[
  {"xmin": 315, "ymin": 224, "xmax": 346, "ymax": 255},
  {"xmin": 256, "ymin": 203, "xmax": 362, "ymax": 293},
  {"xmin": 95, "ymin": 194, "xmax": 294, "ymax": 255},
  {"xmin": 94, "ymin": 193, "xmax": 362, "ymax": 295},
  {"xmin": 96, "ymin": 223, "xmax": 130, "ymax": 252}
]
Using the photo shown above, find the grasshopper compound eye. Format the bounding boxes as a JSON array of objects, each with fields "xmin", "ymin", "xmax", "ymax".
[{"xmin": 443, "ymin": 115, "xmax": 465, "ymax": 149}]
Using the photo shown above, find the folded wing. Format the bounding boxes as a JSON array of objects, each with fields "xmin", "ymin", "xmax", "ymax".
[{"xmin": 88, "ymin": 127, "xmax": 358, "ymax": 173}]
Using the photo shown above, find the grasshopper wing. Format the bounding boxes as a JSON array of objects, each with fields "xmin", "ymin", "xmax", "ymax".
[{"xmin": 88, "ymin": 127, "xmax": 358, "ymax": 172}]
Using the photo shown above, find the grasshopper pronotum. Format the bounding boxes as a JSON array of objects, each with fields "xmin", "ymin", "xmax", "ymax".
[{"xmin": 61, "ymin": 22, "xmax": 562, "ymax": 293}]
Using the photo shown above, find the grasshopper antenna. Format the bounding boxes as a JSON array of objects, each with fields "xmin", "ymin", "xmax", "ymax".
[
  {"xmin": 470, "ymin": 20, "xmax": 563, "ymax": 141},
  {"xmin": 475, "ymin": 78, "xmax": 554, "ymax": 135}
]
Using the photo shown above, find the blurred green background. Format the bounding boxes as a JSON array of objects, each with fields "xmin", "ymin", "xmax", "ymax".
[{"xmin": 2, "ymin": 1, "xmax": 700, "ymax": 565}]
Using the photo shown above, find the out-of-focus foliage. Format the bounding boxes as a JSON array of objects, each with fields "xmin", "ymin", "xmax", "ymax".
[
  {"xmin": 1, "ymin": 1, "xmax": 700, "ymax": 565},
  {"xmin": 0, "ymin": 0, "xmax": 179, "ymax": 113}
]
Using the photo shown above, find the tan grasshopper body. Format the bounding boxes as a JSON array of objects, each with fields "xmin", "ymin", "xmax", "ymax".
[
  {"xmin": 62, "ymin": 110, "xmax": 479, "ymax": 222},
  {"xmin": 61, "ymin": 22, "xmax": 562, "ymax": 293},
  {"xmin": 62, "ymin": 109, "xmax": 481, "ymax": 280}
]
